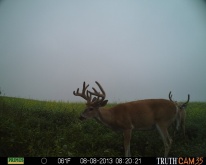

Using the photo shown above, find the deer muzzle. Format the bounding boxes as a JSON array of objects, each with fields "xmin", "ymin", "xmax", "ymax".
[{"xmin": 79, "ymin": 115, "xmax": 86, "ymax": 120}]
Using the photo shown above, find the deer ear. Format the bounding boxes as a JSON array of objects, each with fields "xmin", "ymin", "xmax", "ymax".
[{"xmin": 100, "ymin": 100, "xmax": 108, "ymax": 107}]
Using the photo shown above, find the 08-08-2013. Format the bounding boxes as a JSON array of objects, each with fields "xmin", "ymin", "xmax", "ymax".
[{"xmin": 79, "ymin": 157, "xmax": 142, "ymax": 164}]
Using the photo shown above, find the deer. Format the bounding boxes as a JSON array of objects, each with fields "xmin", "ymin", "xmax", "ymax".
[
  {"xmin": 73, "ymin": 81, "xmax": 179, "ymax": 157},
  {"xmin": 169, "ymin": 91, "xmax": 190, "ymax": 137}
]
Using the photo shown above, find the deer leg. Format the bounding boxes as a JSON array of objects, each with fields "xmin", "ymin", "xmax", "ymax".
[
  {"xmin": 123, "ymin": 129, "xmax": 132, "ymax": 157},
  {"xmin": 156, "ymin": 124, "xmax": 171, "ymax": 157},
  {"xmin": 181, "ymin": 122, "xmax": 185, "ymax": 137},
  {"xmin": 181, "ymin": 110, "xmax": 186, "ymax": 138},
  {"xmin": 166, "ymin": 131, "xmax": 172, "ymax": 145},
  {"xmin": 176, "ymin": 118, "xmax": 180, "ymax": 132},
  {"xmin": 166, "ymin": 130, "xmax": 173, "ymax": 154}
]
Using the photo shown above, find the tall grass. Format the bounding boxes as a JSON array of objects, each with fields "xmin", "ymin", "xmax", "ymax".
[{"xmin": 0, "ymin": 96, "xmax": 205, "ymax": 157}]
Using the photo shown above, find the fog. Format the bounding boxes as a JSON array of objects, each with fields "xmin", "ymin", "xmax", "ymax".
[{"xmin": 0, "ymin": 0, "xmax": 206, "ymax": 102}]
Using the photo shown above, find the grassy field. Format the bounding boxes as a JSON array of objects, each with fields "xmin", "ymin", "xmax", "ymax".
[{"xmin": 0, "ymin": 96, "xmax": 206, "ymax": 157}]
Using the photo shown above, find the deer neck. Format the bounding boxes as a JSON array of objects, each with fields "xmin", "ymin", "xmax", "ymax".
[{"xmin": 96, "ymin": 107, "xmax": 113, "ymax": 128}]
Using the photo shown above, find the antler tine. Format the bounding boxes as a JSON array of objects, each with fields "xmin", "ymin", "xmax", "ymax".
[
  {"xmin": 182, "ymin": 94, "xmax": 190, "ymax": 106},
  {"xmin": 73, "ymin": 81, "xmax": 90, "ymax": 101},
  {"xmin": 86, "ymin": 90, "xmax": 92, "ymax": 102},
  {"xmin": 95, "ymin": 81, "xmax": 106, "ymax": 96},
  {"xmin": 187, "ymin": 94, "xmax": 190, "ymax": 103},
  {"xmin": 169, "ymin": 91, "xmax": 173, "ymax": 102}
]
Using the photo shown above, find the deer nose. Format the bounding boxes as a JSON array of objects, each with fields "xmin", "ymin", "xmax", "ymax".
[{"xmin": 79, "ymin": 115, "xmax": 86, "ymax": 120}]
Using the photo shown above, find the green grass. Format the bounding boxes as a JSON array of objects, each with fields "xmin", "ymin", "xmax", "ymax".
[{"xmin": 0, "ymin": 96, "xmax": 205, "ymax": 157}]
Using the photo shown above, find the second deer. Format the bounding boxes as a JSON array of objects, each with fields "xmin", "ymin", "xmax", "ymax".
[{"xmin": 169, "ymin": 91, "xmax": 190, "ymax": 137}]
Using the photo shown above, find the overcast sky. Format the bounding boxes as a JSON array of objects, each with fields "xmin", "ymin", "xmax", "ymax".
[{"xmin": 0, "ymin": 0, "xmax": 206, "ymax": 102}]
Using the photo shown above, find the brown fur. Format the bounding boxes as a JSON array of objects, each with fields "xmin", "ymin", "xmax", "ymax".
[{"xmin": 98, "ymin": 99, "xmax": 176, "ymax": 130}]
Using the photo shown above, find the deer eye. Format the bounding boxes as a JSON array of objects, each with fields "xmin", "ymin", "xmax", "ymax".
[{"xmin": 88, "ymin": 107, "xmax": 94, "ymax": 111}]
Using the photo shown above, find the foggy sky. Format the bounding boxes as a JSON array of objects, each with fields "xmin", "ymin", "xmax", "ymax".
[{"xmin": 0, "ymin": 0, "xmax": 206, "ymax": 102}]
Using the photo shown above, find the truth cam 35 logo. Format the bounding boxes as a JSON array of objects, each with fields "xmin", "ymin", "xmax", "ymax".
[{"xmin": 156, "ymin": 157, "xmax": 204, "ymax": 165}]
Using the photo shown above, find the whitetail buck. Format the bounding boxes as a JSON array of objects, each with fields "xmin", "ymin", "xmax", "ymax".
[
  {"xmin": 169, "ymin": 91, "xmax": 190, "ymax": 137},
  {"xmin": 73, "ymin": 81, "xmax": 179, "ymax": 157}
]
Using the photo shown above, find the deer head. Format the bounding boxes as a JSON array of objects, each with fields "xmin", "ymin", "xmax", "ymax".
[
  {"xmin": 169, "ymin": 91, "xmax": 190, "ymax": 109},
  {"xmin": 169, "ymin": 91, "xmax": 190, "ymax": 137},
  {"xmin": 73, "ymin": 81, "xmax": 108, "ymax": 120}
]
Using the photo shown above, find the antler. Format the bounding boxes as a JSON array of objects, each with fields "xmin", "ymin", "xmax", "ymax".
[
  {"xmin": 73, "ymin": 82, "xmax": 91, "ymax": 103},
  {"xmin": 88, "ymin": 81, "xmax": 106, "ymax": 105},
  {"xmin": 73, "ymin": 81, "xmax": 106, "ymax": 105},
  {"xmin": 169, "ymin": 91, "xmax": 190, "ymax": 109}
]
